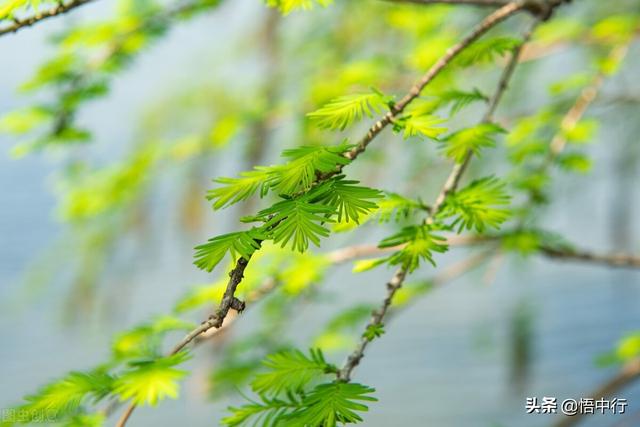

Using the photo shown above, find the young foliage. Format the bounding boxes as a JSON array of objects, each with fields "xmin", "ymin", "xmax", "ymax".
[
  {"xmin": 112, "ymin": 316, "xmax": 196, "ymax": 359},
  {"xmin": 377, "ymin": 193, "xmax": 426, "ymax": 223},
  {"xmin": 194, "ymin": 227, "xmax": 266, "ymax": 272},
  {"xmin": 314, "ymin": 304, "xmax": 375, "ymax": 351},
  {"xmin": 398, "ymin": 114, "xmax": 447, "ymax": 140},
  {"xmin": 379, "ymin": 225, "xmax": 448, "ymax": 272},
  {"xmin": 455, "ymin": 37, "xmax": 520, "ymax": 67},
  {"xmin": 252, "ymin": 349, "xmax": 338, "ymax": 396},
  {"xmin": 207, "ymin": 170, "xmax": 271, "ymax": 210},
  {"xmin": 363, "ymin": 324, "xmax": 385, "ymax": 341},
  {"xmin": 307, "ymin": 93, "xmax": 386, "ymax": 130},
  {"xmin": 173, "ymin": 279, "xmax": 227, "ymax": 313},
  {"xmin": 440, "ymin": 122, "xmax": 505, "ymax": 163},
  {"xmin": 270, "ymin": 144, "xmax": 351, "ymax": 195},
  {"xmin": 224, "ymin": 382, "xmax": 376, "ymax": 427},
  {"xmin": 114, "ymin": 352, "xmax": 190, "ymax": 407},
  {"xmin": 267, "ymin": 0, "xmax": 333, "ymax": 15},
  {"xmin": 316, "ymin": 177, "xmax": 383, "ymax": 224},
  {"xmin": 207, "ymin": 144, "xmax": 351, "ymax": 208},
  {"xmin": 260, "ymin": 196, "xmax": 334, "ymax": 253},
  {"xmin": 437, "ymin": 88, "xmax": 488, "ymax": 114},
  {"xmin": 9, "ymin": 370, "xmax": 114, "ymax": 423},
  {"xmin": 283, "ymin": 382, "xmax": 377, "ymax": 427},
  {"xmin": 223, "ymin": 394, "xmax": 300, "ymax": 427},
  {"xmin": 439, "ymin": 177, "xmax": 511, "ymax": 232}
]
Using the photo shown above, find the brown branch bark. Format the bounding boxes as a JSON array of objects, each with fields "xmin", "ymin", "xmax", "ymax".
[
  {"xmin": 545, "ymin": 44, "xmax": 630, "ymax": 164},
  {"xmin": 387, "ymin": 0, "xmax": 509, "ymax": 6},
  {"xmin": 337, "ymin": 8, "xmax": 546, "ymax": 383},
  {"xmin": 552, "ymin": 358, "xmax": 640, "ymax": 427},
  {"xmin": 117, "ymin": 0, "xmax": 563, "ymax": 421},
  {"xmin": 539, "ymin": 246, "xmax": 640, "ymax": 269},
  {"xmin": 0, "ymin": 0, "xmax": 95, "ymax": 37}
]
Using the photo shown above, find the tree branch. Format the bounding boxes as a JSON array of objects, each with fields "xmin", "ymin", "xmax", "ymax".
[
  {"xmin": 552, "ymin": 358, "xmax": 640, "ymax": 427},
  {"xmin": 539, "ymin": 245, "xmax": 640, "ymax": 269},
  {"xmin": 117, "ymin": 0, "xmax": 557, "ymax": 421},
  {"xmin": 337, "ymin": 7, "xmax": 545, "ymax": 383},
  {"xmin": 386, "ymin": 0, "xmax": 509, "ymax": 6},
  {"xmin": 430, "ymin": 18, "xmax": 539, "ymax": 216},
  {"xmin": 339, "ymin": 0, "xmax": 528, "ymax": 168},
  {"xmin": 0, "ymin": 0, "xmax": 95, "ymax": 37}
]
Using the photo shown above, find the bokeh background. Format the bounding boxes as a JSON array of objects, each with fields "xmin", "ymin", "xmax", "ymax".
[{"xmin": 1, "ymin": 0, "xmax": 640, "ymax": 426}]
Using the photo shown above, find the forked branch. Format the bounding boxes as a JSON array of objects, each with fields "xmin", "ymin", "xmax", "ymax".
[{"xmin": 0, "ymin": 0, "xmax": 95, "ymax": 37}]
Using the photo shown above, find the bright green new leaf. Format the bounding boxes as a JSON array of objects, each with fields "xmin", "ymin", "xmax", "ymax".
[
  {"xmin": 363, "ymin": 324, "xmax": 385, "ymax": 340},
  {"xmin": 377, "ymin": 193, "xmax": 425, "ymax": 223},
  {"xmin": 112, "ymin": 316, "xmax": 196, "ymax": 359},
  {"xmin": 268, "ymin": 0, "xmax": 333, "ymax": 15},
  {"xmin": 260, "ymin": 196, "xmax": 335, "ymax": 253},
  {"xmin": 379, "ymin": 225, "xmax": 448, "ymax": 272},
  {"xmin": 437, "ymin": 88, "xmax": 488, "ymax": 114},
  {"xmin": 193, "ymin": 227, "xmax": 266, "ymax": 272},
  {"xmin": 269, "ymin": 145, "xmax": 351, "ymax": 195},
  {"xmin": 207, "ymin": 170, "xmax": 271, "ymax": 210},
  {"xmin": 252, "ymin": 349, "xmax": 337, "ymax": 396},
  {"xmin": 316, "ymin": 177, "xmax": 383, "ymax": 223},
  {"xmin": 456, "ymin": 37, "xmax": 520, "ymax": 67},
  {"xmin": 400, "ymin": 114, "xmax": 447, "ymax": 140},
  {"xmin": 282, "ymin": 382, "xmax": 377, "ymax": 427},
  {"xmin": 114, "ymin": 353, "xmax": 190, "ymax": 406},
  {"xmin": 307, "ymin": 93, "xmax": 386, "ymax": 130},
  {"xmin": 12, "ymin": 370, "xmax": 114, "ymax": 423},
  {"xmin": 441, "ymin": 122, "xmax": 506, "ymax": 163},
  {"xmin": 441, "ymin": 176, "xmax": 511, "ymax": 232}
]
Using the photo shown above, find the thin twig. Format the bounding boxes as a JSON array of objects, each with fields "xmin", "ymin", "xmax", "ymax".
[
  {"xmin": 338, "ymin": 0, "xmax": 528, "ymax": 167},
  {"xmin": 539, "ymin": 246, "xmax": 640, "ymax": 269},
  {"xmin": 0, "ymin": 0, "xmax": 95, "ymax": 36},
  {"xmin": 430, "ymin": 18, "xmax": 539, "ymax": 216},
  {"xmin": 337, "ymin": 8, "xmax": 545, "ymax": 383},
  {"xmin": 387, "ymin": 0, "xmax": 508, "ymax": 6},
  {"xmin": 548, "ymin": 44, "xmax": 630, "ymax": 158},
  {"xmin": 552, "ymin": 358, "xmax": 640, "ymax": 427}
]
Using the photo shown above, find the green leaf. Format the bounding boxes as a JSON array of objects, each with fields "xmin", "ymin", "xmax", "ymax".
[
  {"xmin": 440, "ymin": 176, "xmax": 511, "ymax": 233},
  {"xmin": 173, "ymin": 280, "xmax": 227, "ymax": 313},
  {"xmin": 456, "ymin": 37, "xmax": 520, "ymax": 67},
  {"xmin": 437, "ymin": 88, "xmax": 488, "ymax": 114},
  {"xmin": 223, "ymin": 394, "xmax": 299, "ymax": 427},
  {"xmin": 0, "ymin": 107, "xmax": 51, "ymax": 135},
  {"xmin": 63, "ymin": 413, "xmax": 106, "ymax": 427},
  {"xmin": 557, "ymin": 152, "xmax": 593, "ymax": 173},
  {"xmin": 252, "ymin": 349, "xmax": 337, "ymax": 397},
  {"xmin": 259, "ymin": 194, "xmax": 335, "ymax": 253},
  {"xmin": 379, "ymin": 225, "xmax": 448, "ymax": 272},
  {"xmin": 399, "ymin": 114, "xmax": 447, "ymax": 140},
  {"xmin": 0, "ymin": 0, "xmax": 29, "ymax": 19},
  {"xmin": 114, "ymin": 352, "xmax": 190, "ymax": 407},
  {"xmin": 268, "ymin": 0, "xmax": 333, "ymax": 15},
  {"xmin": 283, "ymin": 382, "xmax": 377, "ymax": 427},
  {"xmin": 112, "ymin": 316, "xmax": 196, "ymax": 359},
  {"xmin": 207, "ymin": 144, "xmax": 351, "ymax": 205},
  {"xmin": 307, "ymin": 93, "xmax": 386, "ymax": 130},
  {"xmin": 207, "ymin": 170, "xmax": 271, "ymax": 210},
  {"xmin": 11, "ymin": 370, "xmax": 114, "ymax": 423},
  {"xmin": 352, "ymin": 257, "xmax": 387, "ymax": 273},
  {"xmin": 193, "ymin": 227, "xmax": 266, "ymax": 272},
  {"xmin": 441, "ymin": 123, "xmax": 506, "ymax": 163},
  {"xmin": 269, "ymin": 145, "xmax": 351, "ymax": 195},
  {"xmin": 316, "ymin": 177, "xmax": 383, "ymax": 223},
  {"xmin": 363, "ymin": 324, "xmax": 385, "ymax": 340},
  {"xmin": 377, "ymin": 193, "xmax": 425, "ymax": 223}
]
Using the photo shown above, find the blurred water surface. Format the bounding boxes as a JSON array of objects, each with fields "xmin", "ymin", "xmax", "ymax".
[{"xmin": 1, "ymin": 1, "xmax": 640, "ymax": 426}]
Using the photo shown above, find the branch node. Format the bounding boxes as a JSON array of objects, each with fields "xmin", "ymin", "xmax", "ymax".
[{"xmin": 230, "ymin": 297, "xmax": 246, "ymax": 312}]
